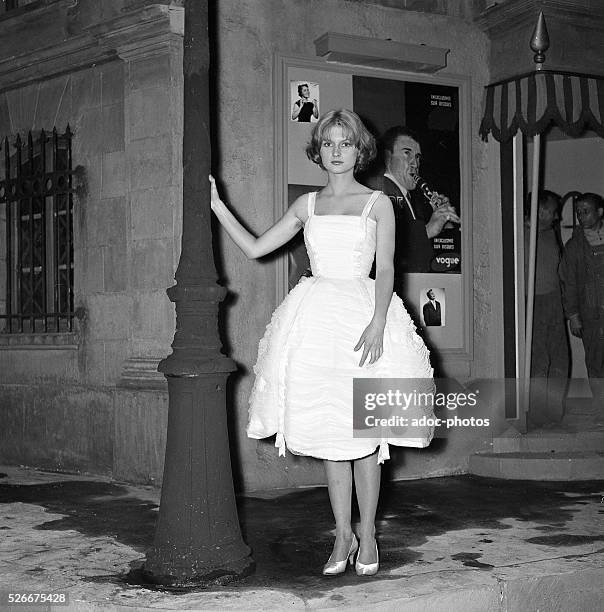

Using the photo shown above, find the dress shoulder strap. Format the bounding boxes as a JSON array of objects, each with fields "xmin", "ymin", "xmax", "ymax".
[
  {"xmin": 361, "ymin": 190, "xmax": 382, "ymax": 219},
  {"xmin": 307, "ymin": 192, "xmax": 317, "ymax": 219}
]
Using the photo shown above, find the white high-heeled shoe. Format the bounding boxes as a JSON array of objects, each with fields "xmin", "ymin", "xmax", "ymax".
[
  {"xmin": 322, "ymin": 535, "xmax": 358, "ymax": 575},
  {"xmin": 355, "ymin": 541, "xmax": 379, "ymax": 576}
]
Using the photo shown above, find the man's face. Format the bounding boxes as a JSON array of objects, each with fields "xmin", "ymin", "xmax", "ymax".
[
  {"xmin": 427, "ymin": 290, "xmax": 435, "ymax": 300},
  {"xmin": 386, "ymin": 135, "xmax": 421, "ymax": 191},
  {"xmin": 576, "ymin": 199, "xmax": 603, "ymax": 230},
  {"xmin": 538, "ymin": 199, "xmax": 559, "ymax": 230}
]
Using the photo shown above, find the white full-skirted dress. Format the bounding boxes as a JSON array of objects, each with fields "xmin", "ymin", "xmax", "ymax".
[{"xmin": 247, "ymin": 191, "xmax": 435, "ymax": 463}]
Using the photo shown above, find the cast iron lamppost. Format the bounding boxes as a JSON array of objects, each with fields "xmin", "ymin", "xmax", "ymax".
[{"xmin": 143, "ymin": 0, "xmax": 254, "ymax": 586}]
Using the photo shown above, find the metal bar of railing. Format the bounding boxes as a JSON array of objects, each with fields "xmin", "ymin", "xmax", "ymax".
[
  {"xmin": 52, "ymin": 128, "xmax": 60, "ymax": 332},
  {"xmin": 15, "ymin": 133, "xmax": 23, "ymax": 332},
  {"xmin": 4, "ymin": 136, "xmax": 12, "ymax": 332},
  {"xmin": 27, "ymin": 130, "xmax": 36, "ymax": 332},
  {"xmin": 39, "ymin": 130, "xmax": 48, "ymax": 332},
  {"xmin": 65, "ymin": 126, "xmax": 73, "ymax": 331}
]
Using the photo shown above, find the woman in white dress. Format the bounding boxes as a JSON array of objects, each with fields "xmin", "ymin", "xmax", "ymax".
[{"xmin": 210, "ymin": 109, "xmax": 433, "ymax": 577}]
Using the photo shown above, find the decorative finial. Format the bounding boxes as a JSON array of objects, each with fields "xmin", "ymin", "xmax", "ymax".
[{"xmin": 530, "ymin": 12, "xmax": 550, "ymax": 70}]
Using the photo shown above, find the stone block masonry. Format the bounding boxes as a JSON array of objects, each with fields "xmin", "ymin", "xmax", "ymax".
[{"xmin": 0, "ymin": 3, "xmax": 183, "ymax": 481}]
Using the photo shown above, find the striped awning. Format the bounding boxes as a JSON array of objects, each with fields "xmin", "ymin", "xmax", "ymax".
[{"xmin": 479, "ymin": 70, "xmax": 604, "ymax": 142}]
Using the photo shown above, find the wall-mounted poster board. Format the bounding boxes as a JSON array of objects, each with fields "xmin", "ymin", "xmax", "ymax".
[{"xmin": 273, "ymin": 55, "xmax": 473, "ymax": 363}]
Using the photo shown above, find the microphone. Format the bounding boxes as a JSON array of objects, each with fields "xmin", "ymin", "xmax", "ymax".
[
  {"xmin": 412, "ymin": 173, "xmax": 459, "ymax": 226},
  {"xmin": 412, "ymin": 174, "xmax": 439, "ymax": 210}
]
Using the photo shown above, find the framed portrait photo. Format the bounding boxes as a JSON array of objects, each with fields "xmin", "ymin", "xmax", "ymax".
[{"xmin": 290, "ymin": 80, "xmax": 320, "ymax": 123}]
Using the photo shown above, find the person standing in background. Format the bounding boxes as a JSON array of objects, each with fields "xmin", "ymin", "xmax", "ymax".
[
  {"xmin": 525, "ymin": 190, "xmax": 569, "ymax": 427},
  {"xmin": 559, "ymin": 192, "xmax": 604, "ymax": 419}
]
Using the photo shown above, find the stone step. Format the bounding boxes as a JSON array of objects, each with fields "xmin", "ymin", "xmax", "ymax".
[
  {"xmin": 469, "ymin": 450, "xmax": 604, "ymax": 480},
  {"xmin": 492, "ymin": 430, "xmax": 604, "ymax": 453}
]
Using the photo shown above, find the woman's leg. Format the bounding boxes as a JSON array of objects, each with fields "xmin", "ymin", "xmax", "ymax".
[
  {"xmin": 353, "ymin": 452, "xmax": 381, "ymax": 564},
  {"xmin": 323, "ymin": 459, "xmax": 354, "ymax": 561}
]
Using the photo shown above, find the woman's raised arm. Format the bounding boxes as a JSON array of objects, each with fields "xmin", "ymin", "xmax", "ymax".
[{"xmin": 210, "ymin": 175, "xmax": 305, "ymax": 259}]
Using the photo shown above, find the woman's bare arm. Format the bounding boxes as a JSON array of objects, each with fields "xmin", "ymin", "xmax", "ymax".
[
  {"xmin": 372, "ymin": 194, "xmax": 396, "ymax": 322},
  {"xmin": 210, "ymin": 175, "xmax": 305, "ymax": 259},
  {"xmin": 354, "ymin": 194, "xmax": 395, "ymax": 366}
]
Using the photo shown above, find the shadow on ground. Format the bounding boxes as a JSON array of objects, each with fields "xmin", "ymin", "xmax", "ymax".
[{"xmin": 1, "ymin": 475, "xmax": 603, "ymax": 594}]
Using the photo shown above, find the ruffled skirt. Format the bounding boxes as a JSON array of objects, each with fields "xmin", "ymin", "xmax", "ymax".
[{"xmin": 247, "ymin": 276, "xmax": 435, "ymax": 463}]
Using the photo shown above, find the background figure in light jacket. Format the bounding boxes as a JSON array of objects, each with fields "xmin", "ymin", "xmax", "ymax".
[{"xmin": 559, "ymin": 193, "xmax": 604, "ymax": 415}]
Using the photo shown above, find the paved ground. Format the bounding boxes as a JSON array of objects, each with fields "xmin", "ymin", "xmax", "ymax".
[{"xmin": 0, "ymin": 465, "xmax": 603, "ymax": 611}]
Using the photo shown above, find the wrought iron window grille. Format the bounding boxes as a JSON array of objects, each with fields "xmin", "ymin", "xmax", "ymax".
[
  {"xmin": 2, "ymin": 1, "xmax": 19, "ymax": 13},
  {"xmin": 0, "ymin": 127, "xmax": 76, "ymax": 334}
]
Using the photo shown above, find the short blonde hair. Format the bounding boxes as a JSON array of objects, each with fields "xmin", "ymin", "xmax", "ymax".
[{"xmin": 305, "ymin": 109, "xmax": 376, "ymax": 172}]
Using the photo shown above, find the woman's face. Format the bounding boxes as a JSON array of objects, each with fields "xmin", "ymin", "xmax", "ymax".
[
  {"xmin": 319, "ymin": 125, "xmax": 358, "ymax": 173},
  {"xmin": 300, "ymin": 85, "xmax": 310, "ymax": 99},
  {"xmin": 576, "ymin": 199, "xmax": 603, "ymax": 230}
]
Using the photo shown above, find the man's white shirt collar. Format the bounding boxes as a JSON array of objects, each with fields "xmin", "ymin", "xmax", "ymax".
[
  {"xmin": 384, "ymin": 172, "xmax": 409, "ymax": 196},
  {"xmin": 384, "ymin": 172, "xmax": 416, "ymax": 220}
]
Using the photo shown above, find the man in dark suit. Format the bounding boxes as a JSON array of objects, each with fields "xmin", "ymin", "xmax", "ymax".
[
  {"xmin": 422, "ymin": 289, "xmax": 442, "ymax": 326},
  {"xmin": 369, "ymin": 127, "xmax": 459, "ymax": 296}
]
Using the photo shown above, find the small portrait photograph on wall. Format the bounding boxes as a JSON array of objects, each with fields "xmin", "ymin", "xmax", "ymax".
[
  {"xmin": 290, "ymin": 80, "xmax": 320, "ymax": 123},
  {"xmin": 421, "ymin": 287, "xmax": 445, "ymax": 327}
]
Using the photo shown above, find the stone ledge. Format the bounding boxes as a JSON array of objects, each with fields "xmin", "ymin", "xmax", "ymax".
[
  {"xmin": 118, "ymin": 356, "xmax": 168, "ymax": 390},
  {"xmin": 0, "ymin": 3, "xmax": 183, "ymax": 93},
  {"xmin": 469, "ymin": 450, "xmax": 604, "ymax": 480},
  {"xmin": 0, "ymin": 332, "xmax": 79, "ymax": 349},
  {"xmin": 0, "ymin": 0, "xmax": 58, "ymax": 26},
  {"xmin": 477, "ymin": 0, "xmax": 604, "ymax": 36},
  {"xmin": 493, "ymin": 429, "xmax": 604, "ymax": 453}
]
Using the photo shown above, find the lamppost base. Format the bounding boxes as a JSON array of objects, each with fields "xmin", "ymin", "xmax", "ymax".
[
  {"xmin": 128, "ymin": 554, "xmax": 255, "ymax": 590},
  {"xmin": 142, "ymin": 372, "xmax": 254, "ymax": 587}
]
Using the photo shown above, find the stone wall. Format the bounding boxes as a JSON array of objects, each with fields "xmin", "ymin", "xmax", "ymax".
[
  {"xmin": 361, "ymin": 0, "xmax": 487, "ymax": 20},
  {"xmin": 0, "ymin": 49, "xmax": 182, "ymax": 384},
  {"xmin": 0, "ymin": 1, "xmax": 182, "ymax": 484}
]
